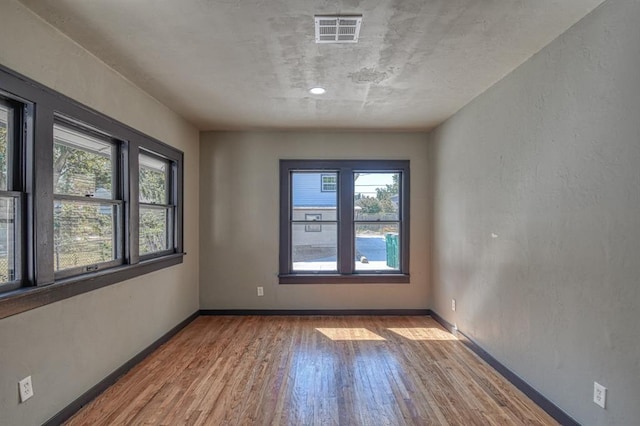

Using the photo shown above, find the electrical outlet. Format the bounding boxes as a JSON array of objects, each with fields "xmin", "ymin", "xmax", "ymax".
[
  {"xmin": 19, "ymin": 376, "xmax": 34, "ymax": 403},
  {"xmin": 593, "ymin": 382, "xmax": 606, "ymax": 409},
  {"xmin": 257, "ymin": 286, "xmax": 264, "ymax": 297},
  {"xmin": 451, "ymin": 299, "xmax": 456, "ymax": 311}
]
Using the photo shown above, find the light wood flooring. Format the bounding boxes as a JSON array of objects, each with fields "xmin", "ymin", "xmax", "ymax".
[{"xmin": 66, "ymin": 316, "xmax": 557, "ymax": 425}]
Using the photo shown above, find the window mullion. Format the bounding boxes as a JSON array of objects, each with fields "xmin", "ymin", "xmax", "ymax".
[
  {"xmin": 400, "ymin": 169, "xmax": 410, "ymax": 273},
  {"xmin": 20, "ymin": 102, "xmax": 33, "ymax": 286},
  {"xmin": 279, "ymin": 166, "xmax": 290, "ymax": 274},
  {"xmin": 338, "ymin": 167, "xmax": 353, "ymax": 274},
  {"xmin": 129, "ymin": 144, "xmax": 140, "ymax": 264},
  {"xmin": 173, "ymin": 157, "xmax": 183, "ymax": 255},
  {"xmin": 33, "ymin": 107, "xmax": 55, "ymax": 286}
]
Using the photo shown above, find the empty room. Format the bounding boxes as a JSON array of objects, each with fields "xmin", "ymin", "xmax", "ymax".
[{"xmin": 1, "ymin": 0, "xmax": 638, "ymax": 425}]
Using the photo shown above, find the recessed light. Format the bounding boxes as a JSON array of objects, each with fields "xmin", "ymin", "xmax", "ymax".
[{"xmin": 309, "ymin": 87, "xmax": 326, "ymax": 95}]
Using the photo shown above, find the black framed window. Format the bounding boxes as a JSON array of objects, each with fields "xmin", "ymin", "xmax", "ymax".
[
  {"xmin": 53, "ymin": 120, "xmax": 123, "ymax": 277},
  {"xmin": 280, "ymin": 160, "xmax": 410, "ymax": 284},
  {"xmin": 139, "ymin": 151, "xmax": 174, "ymax": 258},
  {"xmin": 354, "ymin": 171, "xmax": 402, "ymax": 272},
  {"xmin": 0, "ymin": 96, "xmax": 25, "ymax": 292},
  {"xmin": 0, "ymin": 64, "xmax": 184, "ymax": 320}
]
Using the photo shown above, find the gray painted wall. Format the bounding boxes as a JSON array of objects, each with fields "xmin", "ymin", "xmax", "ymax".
[
  {"xmin": 0, "ymin": 1, "xmax": 200, "ymax": 425},
  {"xmin": 199, "ymin": 131, "xmax": 430, "ymax": 310},
  {"xmin": 429, "ymin": 1, "xmax": 640, "ymax": 424},
  {"xmin": 2, "ymin": 0, "xmax": 637, "ymax": 424}
]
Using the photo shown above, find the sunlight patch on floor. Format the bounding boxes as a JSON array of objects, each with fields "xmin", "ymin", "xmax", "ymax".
[
  {"xmin": 315, "ymin": 328, "xmax": 386, "ymax": 341},
  {"xmin": 387, "ymin": 327, "xmax": 457, "ymax": 341}
]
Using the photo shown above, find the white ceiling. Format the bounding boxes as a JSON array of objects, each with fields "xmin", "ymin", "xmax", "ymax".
[{"xmin": 19, "ymin": 0, "xmax": 605, "ymax": 131}]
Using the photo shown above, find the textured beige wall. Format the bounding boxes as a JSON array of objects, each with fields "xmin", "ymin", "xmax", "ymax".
[
  {"xmin": 200, "ymin": 131, "xmax": 429, "ymax": 310},
  {"xmin": 429, "ymin": 1, "xmax": 640, "ymax": 424},
  {"xmin": 0, "ymin": 1, "xmax": 199, "ymax": 425}
]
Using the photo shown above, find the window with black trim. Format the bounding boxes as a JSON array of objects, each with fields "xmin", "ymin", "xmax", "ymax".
[
  {"xmin": 279, "ymin": 160, "xmax": 410, "ymax": 284},
  {"xmin": 0, "ymin": 96, "xmax": 25, "ymax": 293},
  {"xmin": 139, "ymin": 151, "xmax": 174, "ymax": 257},
  {"xmin": 53, "ymin": 121, "xmax": 123, "ymax": 276},
  {"xmin": 0, "ymin": 65, "xmax": 184, "ymax": 320}
]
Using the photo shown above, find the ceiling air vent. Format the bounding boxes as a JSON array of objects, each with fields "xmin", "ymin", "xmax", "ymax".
[{"xmin": 314, "ymin": 15, "xmax": 363, "ymax": 44}]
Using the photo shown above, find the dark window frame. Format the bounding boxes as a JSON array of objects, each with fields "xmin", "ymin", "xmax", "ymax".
[
  {"xmin": 138, "ymin": 149, "xmax": 176, "ymax": 260},
  {"xmin": 0, "ymin": 94, "xmax": 28, "ymax": 293},
  {"xmin": 0, "ymin": 64, "xmax": 184, "ymax": 320},
  {"xmin": 52, "ymin": 118, "xmax": 126, "ymax": 279},
  {"xmin": 279, "ymin": 160, "xmax": 410, "ymax": 284}
]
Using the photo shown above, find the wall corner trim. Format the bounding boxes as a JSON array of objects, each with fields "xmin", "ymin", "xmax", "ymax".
[
  {"xmin": 43, "ymin": 311, "xmax": 199, "ymax": 426},
  {"xmin": 428, "ymin": 310, "xmax": 581, "ymax": 426}
]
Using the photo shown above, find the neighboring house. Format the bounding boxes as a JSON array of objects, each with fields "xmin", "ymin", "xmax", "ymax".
[{"xmin": 291, "ymin": 173, "xmax": 337, "ymax": 262}]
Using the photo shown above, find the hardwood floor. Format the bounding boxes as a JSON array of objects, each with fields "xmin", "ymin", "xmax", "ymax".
[{"xmin": 66, "ymin": 316, "xmax": 557, "ymax": 425}]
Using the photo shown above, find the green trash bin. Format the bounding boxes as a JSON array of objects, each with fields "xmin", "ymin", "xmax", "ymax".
[{"xmin": 385, "ymin": 233, "xmax": 399, "ymax": 269}]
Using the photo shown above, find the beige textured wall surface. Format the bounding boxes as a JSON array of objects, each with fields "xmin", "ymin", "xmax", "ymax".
[
  {"xmin": 0, "ymin": 1, "xmax": 199, "ymax": 425},
  {"xmin": 200, "ymin": 131, "xmax": 429, "ymax": 310},
  {"xmin": 429, "ymin": 1, "xmax": 640, "ymax": 424}
]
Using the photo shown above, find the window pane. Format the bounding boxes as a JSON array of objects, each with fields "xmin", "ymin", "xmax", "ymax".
[
  {"xmin": 139, "ymin": 153, "xmax": 168, "ymax": 204},
  {"xmin": 292, "ymin": 223, "xmax": 337, "ymax": 272},
  {"xmin": 53, "ymin": 200, "xmax": 117, "ymax": 271},
  {"xmin": 0, "ymin": 103, "xmax": 10, "ymax": 191},
  {"xmin": 0, "ymin": 197, "xmax": 17, "ymax": 282},
  {"xmin": 354, "ymin": 172, "xmax": 399, "ymax": 221},
  {"xmin": 140, "ymin": 206, "xmax": 169, "ymax": 255},
  {"xmin": 292, "ymin": 172, "xmax": 337, "ymax": 220},
  {"xmin": 53, "ymin": 124, "xmax": 113, "ymax": 198},
  {"xmin": 355, "ymin": 223, "xmax": 400, "ymax": 271}
]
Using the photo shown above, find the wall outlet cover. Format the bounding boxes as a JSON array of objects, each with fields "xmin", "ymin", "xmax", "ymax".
[
  {"xmin": 257, "ymin": 286, "xmax": 264, "ymax": 296},
  {"xmin": 593, "ymin": 382, "xmax": 606, "ymax": 409},
  {"xmin": 19, "ymin": 376, "xmax": 34, "ymax": 402},
  {"xmin": 451, "ymin": 299, "xmax": 456, "ymax": 311}
]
